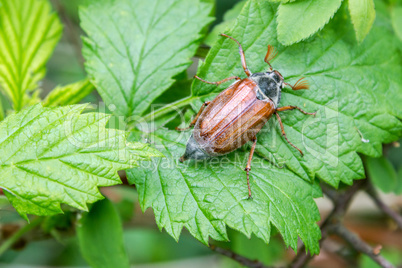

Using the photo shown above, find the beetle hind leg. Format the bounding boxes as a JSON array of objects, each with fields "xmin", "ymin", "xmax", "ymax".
[{"xmin": 244, "ymin": 137, "xmax": 257, "ymax": 199}]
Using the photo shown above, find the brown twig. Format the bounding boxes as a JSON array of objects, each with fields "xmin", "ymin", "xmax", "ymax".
[
  {"xmin": 290, "ymin": 180, "xmax": 367, "ymax": 268},
  {"xmin": 210, "ymin": 245, "xmax": 278, "ymax": 268},
  {"xmin": 366, "ymin": 181, "xmax": 402, "ymax": 230},
  {"xmin": 330, "ymin": 224, "xmax": 395, "ymax": 268}
]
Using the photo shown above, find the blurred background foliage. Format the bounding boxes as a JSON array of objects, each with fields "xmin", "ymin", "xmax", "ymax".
[{"xmin": 0, "ymin": 0, "xmax": 401, "ymax": 267}]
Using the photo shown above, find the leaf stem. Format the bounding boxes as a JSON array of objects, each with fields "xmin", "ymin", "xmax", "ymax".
[
  {"xmin": 141, "ymin": 95, "xmax": 195, "ymax": 122},
  {"xmin": 0, "ymin": 216, "xmax": 43, "ymax": 256}
]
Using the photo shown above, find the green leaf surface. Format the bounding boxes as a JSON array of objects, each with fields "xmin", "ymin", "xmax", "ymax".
[
  {"xmin": 0, "ymin": 104, "xmax": 161, "ymax": 219},
  {"xmin": 189, "ymin": 0, "xmax": 402, "ymax": 188},
  {"xmin": 277, "ymin": 0, "xmax": 343, "ymax": 45},
  {"xmin": 0, "ymin": 0, "xmax": 62, "ymax": 111},
  {"xmin": 391, "ymin": 6, "xmax": 402, "ymax": 41},
  {"xmin": 348, "ymin": 0, "xmax": 376, "ymax": 42},
  {"xmin": 77, "ymin": 199, "xmax": 130, "ymax": 268},
  {"xmin": 80, "ymin": 0, "xmax": 214, "ymax": 117},
  {"xmin": 366, "ymin": 156, "xmax": 397, "ymax": 193},
  {"xmin": 127, "ymin": 129, "xmax": 321, "ymax": 253},
  {"xmin": 43, "ymin": 79, "xmax": 95, "ymax": 107}
]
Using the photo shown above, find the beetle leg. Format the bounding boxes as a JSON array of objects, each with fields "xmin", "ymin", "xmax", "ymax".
[
  {"xmin": 220, "ymin": 33, "xmax": 252, "ymax": 77},
  {"xmin": 276, "ymin": 105, "xmax": 316, "ymax": 116},
  {"xmin": 264, "ymin": 45, "xmax": 278, "ymax": 70},
  {"xmin": 274, "ymin": 112, "xmax": 304, "ymax": 156},
  {"xmin": 176, "ymin": 101, "xmax": 210, "ymax": 131},
  {"xmin": 285, "ymin": 77, "xmax": 309, "ymax": 90},
  {"xmin": 194, "ymin": 75, "xmax": 241, "ymax": 85},
  {"xmin": 244, "ymin": 137, "xmax": 257, "ymax": 199}
]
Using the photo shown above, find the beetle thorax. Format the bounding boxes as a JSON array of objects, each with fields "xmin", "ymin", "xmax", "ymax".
[{"xmin": 250, "ymin": 71, "xmax": 283, "ymax": 107}]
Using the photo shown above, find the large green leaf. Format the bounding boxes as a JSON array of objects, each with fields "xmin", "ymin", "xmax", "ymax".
[
  {"xmin": 127, "ymin": 129, "xmax": 321, "ymax": 253},
  {"xmin": 189, "ymin": 0, "xmax": 402, "ymax": 188},
  {"xmin": 80, "ymin": 0, "xmax": 214, "ymax": 117},
  {"xmin": 277, "ymin": 0, "xmax": 343, "ymax": 45},
  {"xmin": 0, "ymin": 104, "xmax": 161, "ymax": 219},
  {"xmin": 129, "ymin": 0, "xmax": 402, "ymax": 252},
  {"xmin": 348, "ymin": 0, "xmax": 376, "ymax": 42},
  {"xmin": 0, "ymin": 0, "xmax": 62, "ymax": 111},
  {"xmin": 77, "ymin": 199, "xmax": 130, "ymax": 268}
]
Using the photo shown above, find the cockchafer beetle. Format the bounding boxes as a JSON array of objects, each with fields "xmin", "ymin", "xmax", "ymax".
[{"xmin": 178, "ymin": 34, "xmax": 316, "ymax": 198}]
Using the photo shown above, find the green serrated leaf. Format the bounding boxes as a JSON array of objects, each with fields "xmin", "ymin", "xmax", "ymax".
[
  {"xmin": 189, "ymin": 0, "xmax": 402, "ymax": 188},
  {"xmin": 277, "ymin": 0, "xmax": 343, "ymax": 45},
  {"xmin": 77, "ymin": 199, "xmax": 130, "ymax": 268},
  {"xmin": 391, "ymin": 6, "xmax": 402, "ymax": 41},
  {"xmin": 80, "ymin": 0, "xmax": 214, "ymax": 117},
  {"xmin": 127, "ymin": 129, "xmax": 321, "ymax": 253},
  {"xmin": 0, "ymin": 104, "xmax": 161, "ymax": 219},
  {"xmin": 366, "ymin": 156, "xmax": 398, "ymax": 193},
  {"xmin": 43, "ymin": 79, "xmax": 95, "ymax": 107},
  {"xmin": 349, "ymin": 0, "xmax": 376, "ymax": 42},
  {"xmin": 0, "ymin": 0, "xmax": 62, "ymax": 111}
]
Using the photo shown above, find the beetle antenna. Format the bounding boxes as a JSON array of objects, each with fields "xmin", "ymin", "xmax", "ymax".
[
  {"xmin": 285, "ymin": 77, "xmax": 309, "ymax": 90},
  {"xmin": 264, "ymin": 45, "xmax": 277, "ymax": 71},
  {"xmin": 220, "ymin": 33, "xmax": 252, "ymax": 77}
]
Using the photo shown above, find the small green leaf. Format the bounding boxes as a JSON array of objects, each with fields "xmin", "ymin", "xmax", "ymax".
[
  {"xmin": 277, "ymin": 0, "xmax": 343, "ymax": 45},
  {"xmin": 43, "ymin": 79, "xmax": 95, "ymax": 107},
  {"xmin": 366, "ymin": 156, "xmax": 397, "ymax": 193},
  {"xmin": 80, "ymin": 0, "xmax": 214, "ymax": 117},
  {"xmin": 77, "ymin": 199, "xmax": 130, "ymax": 268},
  {"xmin": 127, "ymin": 129, "xmax": 321, "ymax": 254},
  {"xmin": 391, "ymin": 6, "xmax": 402, "ymax": 41},
  {"xmin": 348, "ymin": 0, "xmax": 376, "ymax": 42},
  {"xmin": 0, "ymin": 104, "xmax": 161, "ymax": 219},
  {"xmin": 0, "ymin": 0, "xmax": 62, "ymax": 111},
  {"xmin": 204, "ymin": 1, "xmax": 247, "ymax": 47}
]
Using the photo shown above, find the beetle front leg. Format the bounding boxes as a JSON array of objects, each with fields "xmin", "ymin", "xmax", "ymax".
[
  {"xmin": 194, "ymin": 75, "xmax": 241, "ymax": 85},
  {"xmin": 274, "ymin": 112, "xmax": 304, "ymax": 156},
  {"xmin": 244, "ymin": 137, "xmax": 257, "ymax": 199},
  {"xmin": 176, "ymin": 101, "xmax": 210, "ymax": 131}
]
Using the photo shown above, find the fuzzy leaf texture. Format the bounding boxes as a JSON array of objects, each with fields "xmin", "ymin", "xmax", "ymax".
[
  {"xmin": 348, "ymin": 0, "xmax": 376, "ymax": 42},
  {"xmin": 0, "ymin": 0, "xmax": 62, "ymax": 111},
  {"xmin": 0, "ymin": 104, "xmax": 161, "ymax": 219},
  {"xmin": 191, "ymin": 0, "xmax": 402, "ymax": 188},
  {"xmin": 277, "ymin": 0, "xmax": 343, "ymax": 45},
  {"xmin": 80, "ymin": 0, "xmax": 214, "ymax": 117},
  {"xmin": 127, "ymin": 129, "xmax": 321, "ymax": 253}
]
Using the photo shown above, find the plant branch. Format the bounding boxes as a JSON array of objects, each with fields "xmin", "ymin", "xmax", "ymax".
[
  {"xmin": 330, "ymin": 224, "xmax": 395, "ymax": 268},
  {"xmin": 365, "ymin": 181, "xmax": 402, "ymax": 230},
  {"xmin": 290, "ymin": 180, "xmax": 367, "ymax": 268},
  {"xmin": 0, "ymin": 217, "xmax": 43, "ymax": 256},
  {"xmin": 210, "ymin": 245, "xmax": 278, "ymax": 268}
]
